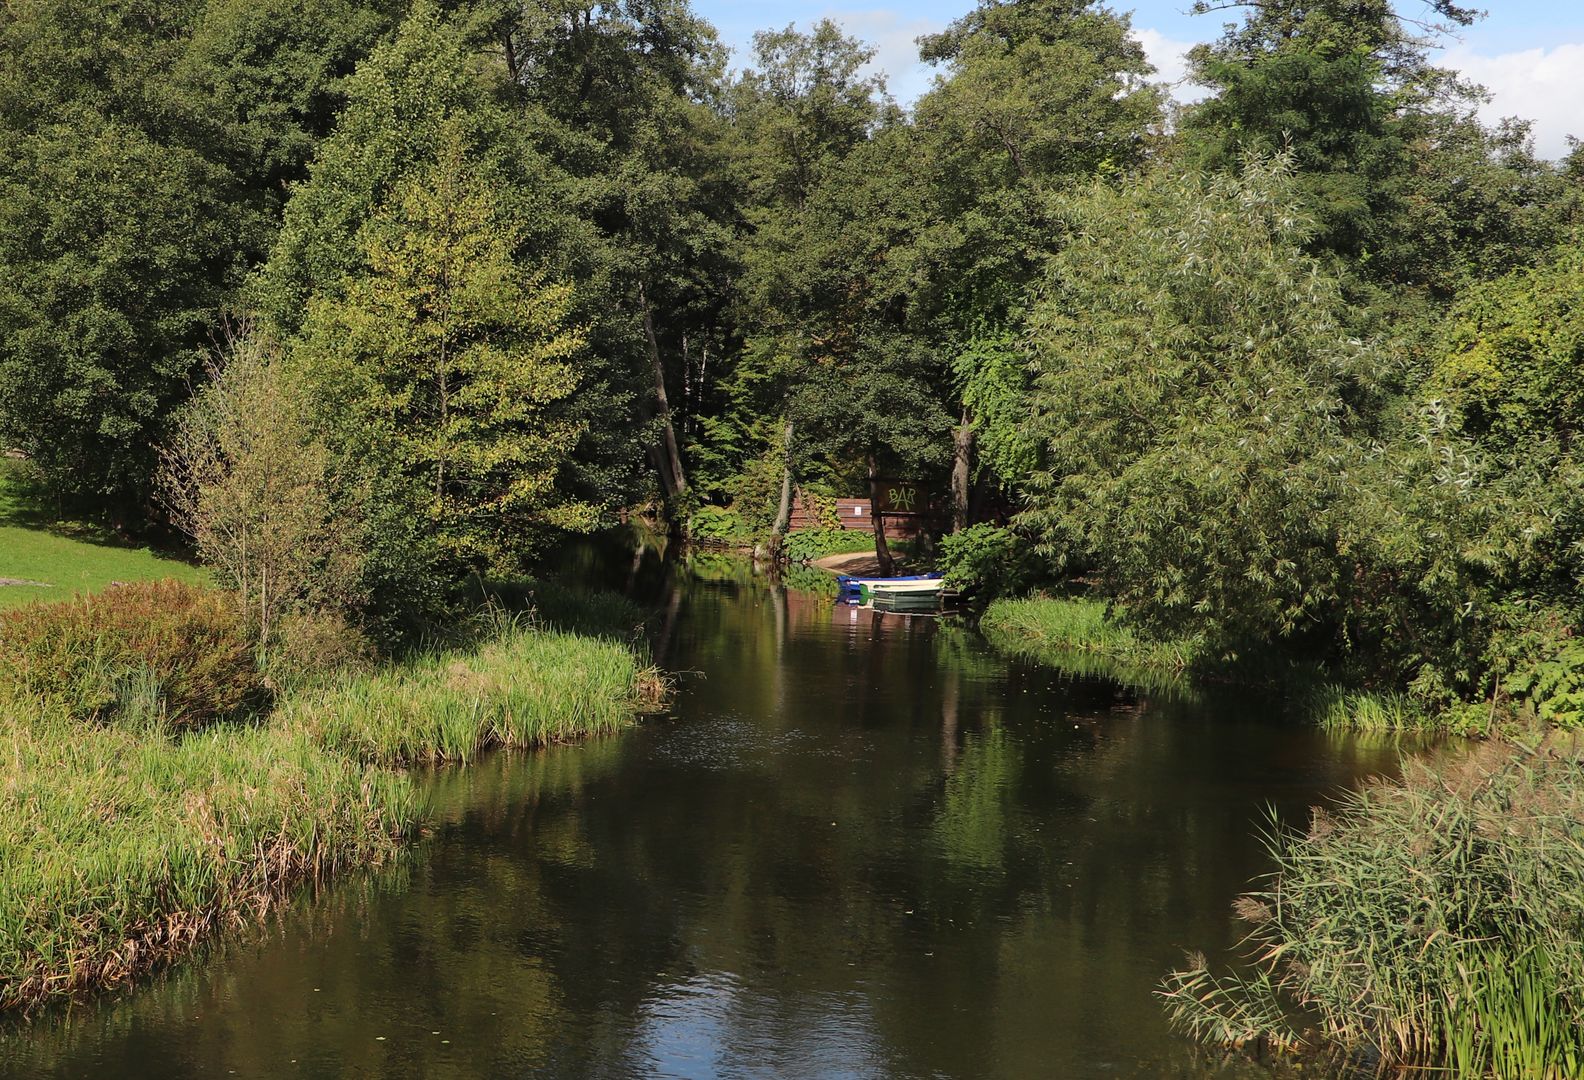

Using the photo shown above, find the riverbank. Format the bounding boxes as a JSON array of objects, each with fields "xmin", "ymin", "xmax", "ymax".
[
  {"xmin": 981, "ymin": 594, "xmax": 1584, "ymax": 1073},
  {"xmin": 979, "ymin": 595, "xmax": 1432, "ymax": 731},
  {"xmin": 0, "ymin": 586, "xmax": 662, "ymax": 1013}
]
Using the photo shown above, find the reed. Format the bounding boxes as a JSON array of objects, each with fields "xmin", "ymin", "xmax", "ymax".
[
  {"xmin": 0, "ymin": 703, "xmax": 415, "ymax": 1013},
  {"xmin": 279, "ymin": 614, "xmax": 666, "ymax": 766},
  {"xmin": 1160, "ymin": 738, "xmax": 1584, "ymax": 1075}
]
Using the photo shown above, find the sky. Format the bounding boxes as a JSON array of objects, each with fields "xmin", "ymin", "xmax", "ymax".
[{"xmin": 694, "ymin": 0, "xmax": 1584, "ymax": 158}]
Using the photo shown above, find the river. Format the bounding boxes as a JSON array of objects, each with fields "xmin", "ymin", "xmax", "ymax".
[{"xmin": 0, "ymin": 551, "xmax": 1402, "ymax": 1078}]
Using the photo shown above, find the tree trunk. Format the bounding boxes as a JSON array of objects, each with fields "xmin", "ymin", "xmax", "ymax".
[
  {"xmin": 867, "ymin": 452, "xmax": 895, "ymax": 577},
  {"xmin": 639, "ymin": 282, "xmax": 688, "ymax": 502},
  {"xmin": 951, "ymin": 405, "xmax": 974, "ymax": 533},
  {"xmin": 772, "ymin": 417, "xmax": 795, "ymax": 541}
]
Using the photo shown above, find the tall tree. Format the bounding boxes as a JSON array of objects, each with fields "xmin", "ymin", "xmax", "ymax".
[
  {"xmin": 1179, "ymin": 0, "xmax": 1566, "ymax": 299},
  {"xmin": 728, "ymin": 20, "xmax": 893, "ymax": 541},
  {"xmin": 910, "ymin": 0, "xmax": 1163, "ymax": 527},
  {"xmin": 0, "ymin": 0, "xmax": 248, "ymax": 512},
  {"xmin": 501, "ymin": 0, "xmax": 739, "ymax": 518}
]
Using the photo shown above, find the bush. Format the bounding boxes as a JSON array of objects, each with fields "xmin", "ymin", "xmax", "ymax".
[
  {"xmin": 0, "ymin": 580, "xmax": 263, "ymax": 728},
  {"xmin": 783, "ymin": 527, "xmax": 873, "ymax": 564},
  {"xmin": 260, "ymin": 608, "xmax": 376, "ymax": 695},
  {"xmin": 938, "ymin": 524, "xmax": 1035, "ymax": 598},
  {"xmin": 687, "ymin": 504, "xmax": 753, "ymax": 545}
]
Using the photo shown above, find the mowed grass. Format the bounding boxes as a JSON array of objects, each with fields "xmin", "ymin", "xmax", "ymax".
[{"xmin": 0, "ymin": 462, "xmax": 205, "ymax": 609}]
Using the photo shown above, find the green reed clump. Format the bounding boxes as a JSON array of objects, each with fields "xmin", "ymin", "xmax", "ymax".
[
  {"xmin": 0, "ymin": 580, "xmax": 262, "ymax": 729},
  {"xmin": 280, "ymin": 616, "xmax": 666, "ymax": 766},
  {"xmin": 981, "ymin": 597, "xmax": 1205, "ymax": 676},
  {"xmin": 1298, "ymin": 682, "xmax": 1435, "ymax": 733},
  {"xmin": 0, "ymin": 703, "xmax": 415, "ymax": 1012},
  {"xmin": 1161, "ymin": 739, "xmax": 1584, "ymax": 1075}
]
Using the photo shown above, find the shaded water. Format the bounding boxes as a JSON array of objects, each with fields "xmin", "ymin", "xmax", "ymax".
[{"xmin": 1, "ymin": 553, "xmax": 1405, "ymax": 1078}]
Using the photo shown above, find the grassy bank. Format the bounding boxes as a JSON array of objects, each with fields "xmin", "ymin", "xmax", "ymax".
[
  {"xmin": 282, "ymin": 618, "xmax": 665, "ymax": 766},
  {"xmin": 980, "ymin": 595, "xmax": 1437, "ymax": 729},
  {"xmin": 979, "ymin": 596, "xmax": 1204, "ymax": 679},
  {"xmin": 0, "ymin": 586, "xmax": 662, "ymax": 1013},
  {"xmin": 1161, "ymin": 738, "xmax": 1584, "ymax": 1076},
  {"xmin": 0, "ymin": 705, "xmax": 416, "ymax": 1012}
]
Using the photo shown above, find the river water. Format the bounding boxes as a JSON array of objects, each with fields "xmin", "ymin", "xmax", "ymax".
[{"xmin": 0, "ymin": 553, "xmax": 1403, "ymax": 1078}]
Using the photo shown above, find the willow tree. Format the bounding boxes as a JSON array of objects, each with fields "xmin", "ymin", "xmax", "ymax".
[{"xmin": 1023, "ymin": 157, "xmax": 1375, "ymax": 651}]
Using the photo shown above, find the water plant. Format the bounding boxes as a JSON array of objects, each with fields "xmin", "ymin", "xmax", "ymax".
[{"xmin": 1160, "ymin": 738, "xmax": 1584, "ymax": 1075}]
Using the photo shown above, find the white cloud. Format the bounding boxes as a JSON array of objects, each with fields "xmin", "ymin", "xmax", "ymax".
[
  {"xmin": 1439, "ymin": 42, "xmax": 1584, "ymax": 159},
  {"xmin": 1134, "ymin": 27, "xmax": 1210, "ymax": 109},
  {"xmin": 818, "ymin": 9, "xmax": 947, "ymax": 104}
]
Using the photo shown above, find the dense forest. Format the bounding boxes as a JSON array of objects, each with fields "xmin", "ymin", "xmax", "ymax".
[{"xmin": 4, "ymin": 0, "xmax": 1584, "ymax": 714}]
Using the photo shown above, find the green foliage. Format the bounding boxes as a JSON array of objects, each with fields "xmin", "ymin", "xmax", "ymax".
[
  {"xmin": 0, "ymin": 581, "xmax": 262, "ymax": 729},
  {"xmin": 1022, "ymin": 157, "xmax": 1370, "ymax": 651},
  {"xmin": 687, "ymin": 505, "xmax": 753, "ymax": 546},
  {"xmin": 1505, "ymin": 638, "xmax": 1584, "ymax": 732},
  {"xmin": 954, "ymin": 333, "xmax": 1039, "ymax": 491},
  {"xmin": 1161, "ymin": 739, "xmax": 1584, "ymax": 1072},
  {"xmin": 781, "ymin": 528, "xmax": 874, "ymax": 564},
  {"xmin": 937, "ymin": 523, "xmax": 1035, "ymax": 598}
]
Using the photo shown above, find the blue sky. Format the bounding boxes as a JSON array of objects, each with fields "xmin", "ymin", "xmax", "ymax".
[{"xmin": 694, "ymin": 1, "xmax": 1584, "ymax": 156}]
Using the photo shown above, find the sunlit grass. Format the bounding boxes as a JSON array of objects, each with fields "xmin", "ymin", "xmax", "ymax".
[
  {"xmin": 0, "ymin": 460, "xmax": 205, "ymax": 609},
  {"xmin": 0, "ymin": 702, "xmax": 416, "ymax": 1012},
  {"xmin": 278, "ymin": 615, "xmax": 666, "ymax": 767}
]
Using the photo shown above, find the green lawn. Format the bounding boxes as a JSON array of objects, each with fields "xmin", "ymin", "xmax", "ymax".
[{"xmin": 0, "ymin": 461, "xmax": 206, "ymax": 609}]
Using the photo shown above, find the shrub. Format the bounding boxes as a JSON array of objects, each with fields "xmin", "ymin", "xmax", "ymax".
[
  {"xmin": 783, "ymin": 527, "xmax": 873, "ymax": 564},
  {"xmin": 0, "ymin": 580, "xmax": 263, "ymax": 728},
  {"xmin": 260, "ymin": 608, "xmax": 376, "ymax": 695},
  {"xmin": 938, "ymin": 523, "xmax": 1036, "ymax": 598},
  {"xmin": 688, "ymin": 504, "xmax": 753, "ymax": 545}
]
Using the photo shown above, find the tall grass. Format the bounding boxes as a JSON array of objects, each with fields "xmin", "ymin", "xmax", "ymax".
[
  {"xmin": 0, "ymin": 704, "xmax": 415, "ymax": 1012},
  {"xmin": 1, "ymin": 588, "xmax": 665, "ymax": 1012},
  {"xmin": 1297, "ymin": 682, "xmax": 1434, "ymax": 734},
  {"xmin": 979, "ymin": 596, "xmax": 1204, "ymax": 689},
  {"xmin": 279, "ymin": 615, "xmax": 666, "ymax": 766},
  {"xmin": 1160, "ymin": 738, "xmax": 1584, "ymax": 1075}
]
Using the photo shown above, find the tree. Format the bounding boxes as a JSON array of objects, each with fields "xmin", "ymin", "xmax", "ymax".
[
  {"xmin": 910, "ymin": 0, "xmax": 1163, "ymax": 527},
  {"xmin": 1022, "ymin": 157, "xmax": 1374, "ymax": 650},
  {"xmin": 0, "ymin": 0, "xmax": 250, "ymax": 512},
  {"xmin": 1178, "ymin": 0, "xmax": 1568, "ymax": 299},
  {"xmin": 501, "ymin": 0, "xmax": 739, "ymax": 519},
  {"xmin": 295, "ymin": 122, "xmax": 594, "ymax": 582},
  {"xmin": 727, "ymin": 20, "xmax": 894, "ymax": 543},
  {"xmin": 159, "ymin": 326, "xmax": 363, "ymax": 649}
]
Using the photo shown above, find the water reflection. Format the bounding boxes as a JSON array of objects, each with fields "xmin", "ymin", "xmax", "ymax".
[{"xmin": 0, "ymin": 554, "xmax": 1401, "ymax": 1079}]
